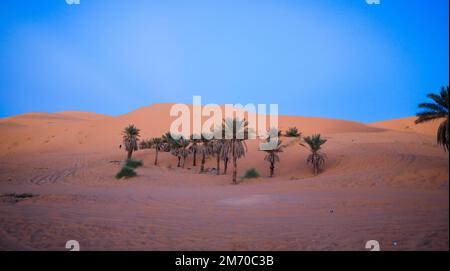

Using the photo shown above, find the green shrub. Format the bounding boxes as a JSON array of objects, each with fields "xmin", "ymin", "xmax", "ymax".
[
  {"xmin": 125, "ymin": 159, "xmax": 143, "ymax": 169},
  {"xmin": 115, "ymin": 166, "xmax": 137, "ymax": 179},
  {"xmin": 243, "ymin": 168, "xmax": 260, "ymax": 179},
  {"xmin": 0, "ymin": 193, "xmax": 36, "ymax": 203},
  {"xmin": 115, "ymin": 160, "xmax": 143, "ymax": 179},
  {"xmin": 3, "ymin": 193, "xmax": 35, "ymax": 199},
  {"xmin": 285, "ymin": 127, "xmax": 301, "ymax": 137}
]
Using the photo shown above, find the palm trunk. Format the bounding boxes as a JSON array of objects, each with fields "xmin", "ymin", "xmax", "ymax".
[
  {"xmin": 182, "ymin": 157, "xmax": 186, "ymax": 168},
  {"xmin": 313, "ymin": 153, "xmax": 318, "ymax": 175},
  {"xmin": 224, "ymin": 157, "xmax": 228, "ymax": 174},
  {"xmin": 270, "ymin": 162, "xmax": 274, "ymax": 177},
  {"xmin": 232, "ymin": 142, "xmax": 237, "ymax": 184},
  {"xmin": 200, "ymin": 153, "xmax": 206, "ymax": 172},
  {"xmin": 232, "ymin": 157, "xmax": 237, "ymax": 184},
  {"xmin": 177, "ymin": 156, "xmax": 181, "ymax": 167},
  {"xmin": 216, "ymin": 153, "xmax": 220, "ymax": 175},
  {"xmin": 127, "ymin": 150, "xmax": 133, "ymax": 160},
  {"xmin": 193, "ymin": 150, "xmax": 197, "ymax": 166},
  {"xmin": 154, "ymin": 149, "xmax": 159, "ymax": 165}
]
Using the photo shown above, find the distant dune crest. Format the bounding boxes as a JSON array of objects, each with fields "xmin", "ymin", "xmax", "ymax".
[{"xmin": 0, "ymin": 103, "xmax": 442, "ymax": 155}]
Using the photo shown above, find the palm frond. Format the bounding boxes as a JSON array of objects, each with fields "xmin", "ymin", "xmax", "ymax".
[
  {"xmin": 416, "ymin": 86, "xmax": 449, "ymax": 151},
  {"xmin": 427, "ymin": 93, "xmax": 448, "ymax": 110},
  {"xmin": 122, "ymin": 124, "xmax": 140, "ymax": 152},
  {"xmin": 415, "ymin": 111, "xmax": 447, "ymax": 123},
  {"xmin": 302, "ymin": 134, "xmax": 327, "ymax": 153},
  {"xmin": 418, "ymin": 103, "xmax": 447, "ymax": 113}
]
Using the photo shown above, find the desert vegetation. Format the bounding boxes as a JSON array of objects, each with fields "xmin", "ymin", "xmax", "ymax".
[
  {"xmin": 261, "ymin": 128, "xmax": 284, "ymax": 177},
  {"xmin": 119, "ymin": 118, "xmax": 333, "ymax": 183},
  {"xmin": 0, "ymin": 193, "xmax": 35, "ymax": 204},
  {"xmin": 416, "ymin": 86, "xmax": 449, "ymax": 151},
  {"xmin": 301, "ymin": 134, "xmax": 327, "ymax": 175},
  {"xmin": 242, "ymin": 168, "xmax": 260, "ymax": 179},
  {"xmin": 122, "ymin": 124, "xmax": 140, "ymax": 159},
  {"xmin": 285, "ymin": 127, "xmax": 301, "ymax": 137},
  {"xmin": 221, "ymin": 118, "xmax": 249, "ymax": 184},
  {"xmin": 117, "ymin": 90, "xmax": 450, "ymax": 181},
  {"xmin": 115, "ymin": 159, "xmax": 143, "ymax": 179}
]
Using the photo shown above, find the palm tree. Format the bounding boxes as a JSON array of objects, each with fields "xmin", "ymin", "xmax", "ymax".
[
  {"xmin": 212, "ymin": 139, "xmax": 225, "ymax": 175},
  {"xmin": 222, "ymin": 151, "xmax": 230, "ymax": 174},
  {"xmin": 151, "ymin": 137, "xmax": 164, "ymax": 165},
  {"xmin": 139, "ymin": 139, "xmax": 152, "ymax": 149},
  {"xmin": 162, "ymin": 132, "xmax": 183, "ymax": 167},
  {"xmin": 301, "ymin": 134, "xmax": 327, "ymax": 175},
  {"xmin": 178, "ymin": 137, "xmax": 191, "ymax": 168},
  {"xmin": 261, "ymin": 129, "xmax": 283, "ymax": 177},
  {"xmin": 415, "ymin": 86, "xmax": 449, "ymax": 151},
  {"xmin": 221, "ymin": 118, "xmax": 248, "ymax": 184},
  {"xmin": 214, "ymin": 125, "xmax": 229, "ymax": 175},
  {"xmin": 122, "ymin": 124, "xmax": 140, "ymax": 160},
  {"xmin": 189, "ymin": 134, "xmax": 201, "ymax": 167},
  {"xmin": 161, "ymin": 132, "xmax": 174, "ymax": 151},
  {"xmin": 198, "ymin": 134, "xmax": 213, "ymax": 172}
]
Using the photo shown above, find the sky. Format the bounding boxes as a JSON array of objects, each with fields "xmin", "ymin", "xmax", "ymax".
[{"xmin": 0, "ymin": 0, "xmax": 448, "ymax": 122}]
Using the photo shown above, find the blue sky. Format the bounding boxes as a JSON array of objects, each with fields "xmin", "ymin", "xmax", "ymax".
[{"xmin": 0, "ymin": 0, "xmax": 448, "ymax": 122}]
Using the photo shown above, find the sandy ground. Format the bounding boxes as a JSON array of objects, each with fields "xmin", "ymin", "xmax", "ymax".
[{"xmin": 0, "ymin": 104, "xmax": 448, "ymax": 250}]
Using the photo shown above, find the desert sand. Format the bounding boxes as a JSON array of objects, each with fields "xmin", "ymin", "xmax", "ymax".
[{"xmin": 0, "ymin": 104, "xmax": 448, "ymax": 250}]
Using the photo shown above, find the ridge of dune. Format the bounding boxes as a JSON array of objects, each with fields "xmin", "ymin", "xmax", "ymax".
[
  {"xmin": 0, "ymin": 103, "xmax": 440, "ymax": 156},
  {"xmin": 0, "ymin": 111, "xmax": 110, "ymax": 127},
  {"xmin": 117, "ymin": 103, "xmax": 382, "ymax": 134},
  {"xmin": 369, "ymin": 116, "xmax": 443, "ymax": 136},
  {"xmin": 55, "ymin": 111, "xmax": 111, "ymax": 121}
]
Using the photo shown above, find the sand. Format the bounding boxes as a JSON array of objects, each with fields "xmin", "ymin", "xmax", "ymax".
[{"xmin": 0, "ymin": 104, "xmax": 448, "ymax": 250}]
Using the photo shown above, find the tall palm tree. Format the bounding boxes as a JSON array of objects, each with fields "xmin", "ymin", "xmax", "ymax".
[
  {"xmin": 212, "ymin": 139, "xmax": 225, "ymax": 175},
  {"xmin": 189, "ymin": 134, "xmax": 201, "ymax": 167},
  {"xmin": 122, "ymin": 124, "xmax": 140, "ymax": 160},
  {"xmin": 151, "ymin": 137, "xmax": 164, "ymax": 165},
  {"xmin": 222, "ymin": 151, "xmax": 230, "ymax": 174},
  {"xmin": 214, "ymin": 125, "xmax": 229, "ymax": 174},
  {"xmin": 198, "ymin": 134, "xmax": 213, "ymax": 173},
  {"xmin": 161, "ymin": 132, "xmax": 174, "ymax": 151},
  {"xmin": 178, "ymin": 137, "xmax": 191, "ymax": 168},
  {"xmin": 416, "ymin": 86, "xmax": 449, "ymax": 151},
  {"xmin": 301, "ymin": 134, "xmax": 327, "ymax": 175},
  {"xmin": 168, "ymin": 141, "xmax": 183, "ymax": 167},
  {"xmin": 261, "ymin": 129, "xmax": 283, "ymax": 177},
  {"xmin": 222, "ymin": 118, "xmax": 248, "ymax": 184},
  {"xmin": 162, "ymin": 132, "xmax": 183, "ymax": 167}
]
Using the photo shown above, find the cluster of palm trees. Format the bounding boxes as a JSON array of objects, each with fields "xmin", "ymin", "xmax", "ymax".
[
  {"xmin": 133, "ymin": 118, "xmax": 249, "ymax": 184},
  {"xmin": 122, "ymin": 118, "xmax": 330, "ymax": 183},
  {"xmin": 259, "ymin": 128, "xmax": 328, "ymax": 177},
  {"xmin": 120, "ymin": 86, "xmax": 449, "ymax": 183}
]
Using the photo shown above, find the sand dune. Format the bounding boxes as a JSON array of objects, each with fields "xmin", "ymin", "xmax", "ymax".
[
  {"xmin": 369, "ymin": 116, "xmax": 443, "ymax": 136},
  {"xmin": 0, "ymin": 111, "xmax": 109, "ymax": 128},
  {"xmin": 0, "ymin": 104, "xmax": 383, "ymax": 155},
  {"xmin": 0, "ymin": 104, "xmax": 448, "ymax": 250}
]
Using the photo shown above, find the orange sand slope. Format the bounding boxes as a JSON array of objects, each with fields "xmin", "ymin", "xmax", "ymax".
[
  {"xmin": 369, "ymin": 116, "xmax": 442, "ymax": 136},
  {"xmin": 0, "ymin": 104, "xmax": 427, "ymax": 154},
  {"xmin": 0, "ymin": 104, "xmax": 448, "ymax": 250}
]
